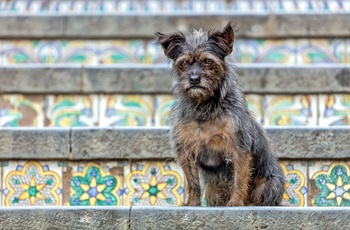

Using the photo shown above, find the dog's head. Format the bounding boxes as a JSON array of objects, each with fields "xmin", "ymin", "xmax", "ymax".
[{"xmin": 156, "ymin": 22, "xmax": 235, "ymax": 102}]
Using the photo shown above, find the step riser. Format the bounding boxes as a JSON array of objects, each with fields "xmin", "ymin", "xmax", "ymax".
[{"xmin": 1, "ymin": 14, "xmax": 350, "ymax": 39}]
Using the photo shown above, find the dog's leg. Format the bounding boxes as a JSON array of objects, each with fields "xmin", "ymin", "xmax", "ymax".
[
  {"xmin": 227, "ymin": 151, "xmax": 252, "ymax": 206},
  {"xmin": 177, "ymin": 151, "xmax": 201, "ymax": 206}
]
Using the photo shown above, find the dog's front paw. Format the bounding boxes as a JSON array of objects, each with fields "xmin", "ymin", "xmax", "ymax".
[{"xmin": 226, "ymin": 199, "xmax": 244, "ymax": 207}]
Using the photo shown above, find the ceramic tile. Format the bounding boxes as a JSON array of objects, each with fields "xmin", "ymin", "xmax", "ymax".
[
  {"xmin": 147, "ymin": 40, "xmax": 167, "ymax": 64},
  {"xmin": 262, "ymin": 95, "xmax": 317, "ymax": 126},
  {"xmin": 280, "ymin": 161, "xmax": 308, "ymax": 207},
  {"xmin": 346, "ymin": 39, "xmax": 350, "ymax": 63},
  {"xmin": 308, "ymin": 161, "xmax": 350, "ymax": 207},
  {"xmin": 233, "ymin": 39, "xmax": 296, "ymax": 64},
  {"xmin": 124, "ymin": 161, "xmax": 184, "ymax": 206},
  {"xmin": 45, "ymin": 95, "xmax": 98, "ymax": 127},
  {"xmin": 246, "ymin": 94, "xmax": 263, "ymax": 125},
  {"xmin": 296, "ymin": 39, "xmax": 346, "ymax": 64},
  {"xmin": 0, "ymin": 163, "xmax": 2, "ymax": 206},
  {"xmin": 98, "ymin": 40, "xmax": 146, "ymax": 64},
  {"xmin": 0, "ymin": 95, "xmax": 45, "ymax": 127},
  {"xmin": 319, "ymin": 94, "xmax": 350, "ymax": 126},
  {"xmin": 2, "ymin": 161, "xmax": 63, "ymax": 206},
  {"xmin": 99, "ymin": 95, "xmax": 153, "ymax": 127},
  {"xmin": 55, "ymin": 40, "xmax": 98, "ymax": 64},
  {"xmin": 2, "ymin": 40, "xmax": 60, "ymax": 64},
  {"xmin": 153, "ymin": 95, "xmax": 174, "ymax": 127},
  {"xmin": 62, "ymin": 161, "xmax": 125, "ymax": 206}
]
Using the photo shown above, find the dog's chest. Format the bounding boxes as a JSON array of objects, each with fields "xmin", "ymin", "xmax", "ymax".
[{"xmin": 174, "ymin": 117, "xmax": 236, "ymax": 153}]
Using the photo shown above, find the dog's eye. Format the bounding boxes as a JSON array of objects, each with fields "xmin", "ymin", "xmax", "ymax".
[
  {"xmin": 203, "ymin": 58, "xmax": 213, "ymax": 66},
  {"xmin": 179, "ymin": 60, "xmax": 189, "ymax": 68}
]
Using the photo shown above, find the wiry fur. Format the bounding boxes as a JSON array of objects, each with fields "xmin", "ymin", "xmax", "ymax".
[{"xmin": 156, "ymin": 22, "xmax": 285, "ymax": 206}]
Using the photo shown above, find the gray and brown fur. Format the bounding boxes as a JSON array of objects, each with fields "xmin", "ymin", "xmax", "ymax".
[{"xmin": 156, "ymin": 22, "xmax": 284, "ymax": 206}]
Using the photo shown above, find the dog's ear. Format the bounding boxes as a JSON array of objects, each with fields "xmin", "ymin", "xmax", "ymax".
[
  {"xmin": 155, "ymin": 32, "xmax": 186, "ymax": 60},
  {"xmin": 208, "ymin": 22, "xmax": 235, "ymax": 56}
]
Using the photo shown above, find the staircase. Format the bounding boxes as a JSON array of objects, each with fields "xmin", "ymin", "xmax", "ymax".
[{"xmin": 0, "ymin": 0, "xmax": 350, "ymax": 228}]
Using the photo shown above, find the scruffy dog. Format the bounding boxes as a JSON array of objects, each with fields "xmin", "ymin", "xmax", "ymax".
[{"xmin": 156, "ymin": 22, "xmax": 284, "ymax": 206}]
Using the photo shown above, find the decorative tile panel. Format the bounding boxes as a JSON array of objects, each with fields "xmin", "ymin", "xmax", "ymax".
[
  {"xmin": 296, "ymin": 39, "xmax": 346, "ymax": 64},
  {"xmin": 309, "ymin": 161, "xmax": 350, "ymax": 207},
  {"xmin": 319, "ymin": 94, "xmax": 350, "ymax": 126},
  {"xmin": 280, "ymin": 161, "xmax": 308, "ymax": 207},
  {"xmin": 262, "ymin": 95, "xmax": 317, "ymax": 126},
  {"xmin": 246, "ymin": 94, "xmax": 263, "ymax": 125},
  {"xmin": 0, "ymin": 95, "xmax": 45, "ymax": 127},
  {"xmin": 124, "ymin": 161, "xmax": 184, "ymax": 206},
  {"xmin": 1, "ymin": 0, "xmax": 349, "ymax": 13},
  {"xmin": 1, "ymin": 40, "xmax": 146, "ymax": 64},
  {"xmin": 63, "ymin": 162, "xmax": 124, "ymax": 206},
  {"xmin": 99, "ymin": 95, "xmax": 153, "ymax": 127},
  {"xmin": 2, "ymin": 161, "xmax": 62, "ymax": 206},
  {"xmin": 233, "ymin": 39, "xmax": 296, "ymax": 64},
  {"xmin": 45, "ymin": 95, "xmax": 98, "ymax": 127},
  {"xmin": 153, "ymin": 95, "xmax": 174, "ymax": 127}
]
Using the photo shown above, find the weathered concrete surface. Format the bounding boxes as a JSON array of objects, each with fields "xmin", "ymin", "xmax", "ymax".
[
  {"xmin": 131, "ymin": 207, "xmax": 350, "ymax": 230},
  {"xmin": 0, "ymin": 207, "xmax": 348, "ymax": 230},
  {"xmin": 0, "ymin": 207, "xmax": 129, "ymax": 229},
  {"xmin": 71, "ymin": 127, "xmax": 173, "ymax": 159},
  {"xmin": 0, "ymin": 65, "xmax": 81, "ymax": 93},
  {"xmin": 269, "ymin": 127, "xmax": 350, "ymax": 159},
  {"xmin": 0, "ymin": 128, "xmax": 69, "ymax": 159},
  {"xmin": 71, "ymin": 127, "xmax": 350, "ymax": 160},
  {"xmin": 0, "ymin": 127, "xmax": 349, "ymax": 159},
  {"xmin": 0, "ymin": 14, "xmax": 349, "ymax": 38},
  {"xmin": 1, "ymin": 64, "xmax": 350, "ymax": 94}
]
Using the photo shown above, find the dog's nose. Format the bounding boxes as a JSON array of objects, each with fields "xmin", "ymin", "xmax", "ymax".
[{"xmin": 189, "ymin": 75, "xmax": 200, "ymax": 85}]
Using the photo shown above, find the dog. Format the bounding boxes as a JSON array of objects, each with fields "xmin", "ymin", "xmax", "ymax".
[{"xmin": 156, "ymin": 22, "xmax": 284, "ymax": 206}]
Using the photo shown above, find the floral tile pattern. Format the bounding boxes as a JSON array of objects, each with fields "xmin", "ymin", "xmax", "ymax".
[
  {"xmin": 319, "ymin": 94, "xmax": 350, "ymax": 126},
  {"xmin": 124, "ymin": 161, "xmax": 184, "ymax": 206},
  {"xmin": 233, "ymin": 40, "xmax": 296, "ymax": 64},
  {"xmin": 99, "ymin": 95, "xmax": 153, "ymax": 127},
  {"xmin": 246, "ymin": 95, "xmax": 263, "ymax": 125},
  {"xmin": 153, "ymin": 95, "xmax": 174, "ymax": 127},
  {"xmin": 45, "ymin": 95, "xmax": 98, "ymax": 127},
  {"xmin": 309, "ymin": 161, "xmax": 350, "ymax": 207},
  {"xmin": 1, "ymin": 40, "xmax": 146, "ymax": 65},
  {"xmin": 262, "ymin": 95, "xmax": 317, "ymax": 126},
  {"xmin": 296, "ymin": 39, "xmax": 346, "ymax": 64},
  {"xmin": 0, "ymin": 95, "xmax": 45, "ymax": 127},
  {"xmin": 2, "ymin": 161, "xmax": 62, "ymax": 206},
  {"xmin": 0, "ymin": 0, "xmax": 349, "ymax": 13},
  {"xmin": 280, "ymin": 161, "xmax": 308, "ymax": 207},
  {"xmin": 63, "ymin": 162, "xmax": 124, "ymax": 206}
]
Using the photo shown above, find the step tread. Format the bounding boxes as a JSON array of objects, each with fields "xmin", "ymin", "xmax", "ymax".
[
  {"xmin": 1, "ymin": 64, "xmax": 350, "ymax": 94},
  {"xmin": 0, "ymin": 127, "xmax": 349, "ymax": 160},
  {"xmin": 0, "ymin": 13, "xmax": 349, "ymax": 38}
]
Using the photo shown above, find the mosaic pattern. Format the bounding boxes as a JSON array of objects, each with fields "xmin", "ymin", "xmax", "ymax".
[
  {"xmin": 246, "ymin": 95, "xmax": 263, "ymax": 125},
  {"xmin": 280, "ymin": 162, "xmax": 308, "ymax": 207},
  {"xmin": 3, "ymin": 161, "xmax": 62, "ymax": 206},
  {"xmin": 1, "ymin": 39, "xmax": 348, "ymax": 65},
  {"xmin": 1, "ymin": 40, "xmax": 145, "ymax": 64},
  {"xmin": 296, "ymin": 39, "xmax": 346, "ymax": 64},
  {"xmin": 99, "ymin": 95, "xmax": 153, "ymax": 127},
  {"xmin": 68, "ymin": 163, "xmax": 122, "ymax": 206},
  {"xmin": 0, "ymin": 95, "xmax": 45, "ymax": 127},
  {"xmin": 0, "ymin": 0, "xmax": 349, "ymax": 13},
  {"xmin": 45, "ymin": 95, "xmax": 98, "ymax": 127},
  {"xmin": 124, "ymin": 162, "xmax": 184, "ymax": 206},
  {"xmin": 262, "ymin": 95, "xmax": 317, "ymax": 126},
  {"xmin": 153, "ymin": 95, "xmax": 174, "ymax": 127},
  {"xmin": 310, "ymin": 162, "xmax": 350, "ymax": 207},
  {"xmin": 319, "ymin": 94, "xmax": 350, "ymax": 126},
  {"xmin": 232, "ymin": 40, "xmax": 296, "ymax": 64}
]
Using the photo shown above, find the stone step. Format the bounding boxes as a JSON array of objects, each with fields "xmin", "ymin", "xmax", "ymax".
[
  {"xmin": 0, "ymin": 127, "xmax": 349, "ymax": 160},
  {"xmin": 1, "ymin": 64, "xmax": 350, "ymax": 94},
  {"xmin": 1, "ymin": 13, "xmax": 349, "ymax": 39},
  {"xmin": 0, "ymin": 207, "xmax": 349, "ymax": 229}
]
